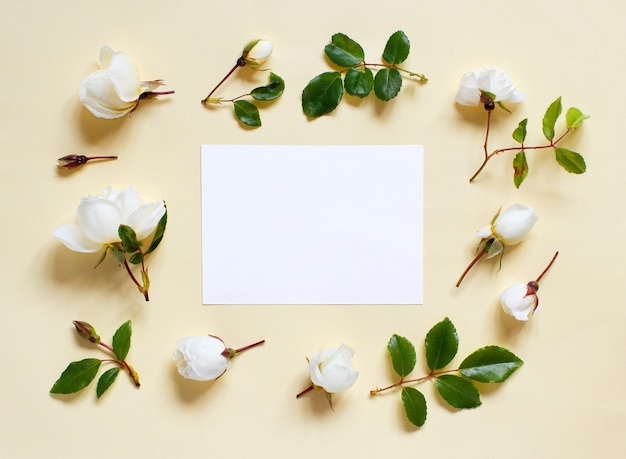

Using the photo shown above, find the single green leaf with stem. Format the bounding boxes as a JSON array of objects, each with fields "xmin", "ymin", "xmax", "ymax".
[
  {"xmin": 251, "ymin": 72, "xmax": 285, "ymax": 101},
  {"xmin": 324, "ymin": 33, "xmax": 364, "ymax": 67},
  {"xmin": 302, "ymin": 71, "xmax": 344, "ymax": 118},
  {"xmin": 565, "ymin": 107, "xmax": 589, "ymax": 129},
  {"xmin": 513, "ymin": 151, "xmax": 529, "ymax": 188},
  {"xmin": 344, "ymin": 67, "xmax": 374, "ymax": 98},
  {"xmin": 374, "ymin": 67, "xmax": 402, "ymax": 101},
  {"xmin": 387, "ymin": 334, "xmax": 416, "ymax": 378},
  {"xmin": 434, "ymin": 374, "xmax": 481, "ymax": 409},
  {"xmin": 233, "ymin": 100, "xmax": 261, "ymax": 127},
  {"xmin": 459, "ymin": 346, "xmax": 523, "ymax": 383},
  {"xmin": 96, "ymin": 367, "xmax": 120, "ymax": 399},
  {"xmin": 424, "ymin": 317, "xmax": 458, "ymax": 371},
  {"xmin": 542, "ymin": 96, "xmax": 562, "ymax": 141},
  {"xmin": 129, "ymin": 252, "xmax": 143, "ymax": 265},
  {"xmin": 145, "ymin": 204, "xmax": 167, "ymax": 255},
  {"xmin": 512, "ymin": 118, "xmax": 528, "ymax": 144},
  {"xmin": 112, "ymin": 320, "xmax": 132, "ymax": 362},
  {"xmin": 50, "ymin": 358, "xmax": 101, "ymax": 395},
  {"xmin": 382, "ymin": 30, "xmax": 410, "ymax": 65},
  {"xmin": 118, "ymin": 224, "xmax": 142, "ymax": 253},
  {"xmin": 555, "ymin": 147, "xmax": 586, "ymax": 174},
  {"xmin": 401, "ymin": 387, "xmax": 427, "ymax": 427}
]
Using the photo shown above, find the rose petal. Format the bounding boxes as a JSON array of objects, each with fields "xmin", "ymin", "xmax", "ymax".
[
  {"xmin": 107, "ymin": 51, "xmax": 142, "ymax": 102},
  {"xmin": 77, "ymin": 197, "xmax": 124, "ymax": 244},
  {"xmin": 99, "ymin": 46, "xmax": 115, "ymax": 68},
  {"xmin": 127, "ymin": 201, "xmax": 166, "ymax": 240},
  {"xmin": 79, "ymin": 70, "xmax": 136, "ymax": 119},
  {"xmin": 454, "ymin": 86, "xmax": 480, "ymax": 106},
  {"xmin": 53, "ymin": 224, "xmax": 102, "ymax": 253},
  {"xmin": 113, "ymin": 186, "xmax": 143, "ymax": 218}
]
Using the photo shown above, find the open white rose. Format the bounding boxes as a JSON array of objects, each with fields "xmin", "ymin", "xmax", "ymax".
[
  {"xmin": 500, "ymin": 282, "xmax": 538, "ymax": 321},
  {"xmin": 53, "ymin": 186, "xmax": 166, "ymax": 253},
  {"xmin": 79, "ymin": 46, "xmax": 168, "ymax": 119},
  {"xmin": 309, "ymin": 344, "xmax": 359, "ymax": 394},
  {"xmin": 455, "ymin": 67, "xmax": 525, "ymax": 107},
  {"xmin": 242, "ymin": 39, "xmax": 273, "ymax": 68},
  {"xmin": 173, "ymin": 335, "xmax": 231, "ymax": 381},
  {"xmin": 477, "ymin": 203, "xmax": 538, "ymax": 250}
]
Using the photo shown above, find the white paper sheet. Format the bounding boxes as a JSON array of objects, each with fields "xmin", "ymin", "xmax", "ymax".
[{"xmin": 201, "ymin": 145, "xmax": 423, "ymax": 304}]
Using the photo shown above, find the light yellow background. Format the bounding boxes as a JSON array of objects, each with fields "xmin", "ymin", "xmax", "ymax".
[{"xmin": 1, "ymin": 1, "xmax": 624, "ymax": 458}]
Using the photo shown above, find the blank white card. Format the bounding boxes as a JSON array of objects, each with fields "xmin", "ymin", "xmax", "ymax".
[{"xmin": 201, "ymin": 145, "xmax": 423, "ymax": 304}]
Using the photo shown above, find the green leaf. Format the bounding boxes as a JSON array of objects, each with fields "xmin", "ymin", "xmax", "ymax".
[
  {"xmin": 324, "ymin": 33, "xmax": 364, "ymax": 67},
  {"xmin": 118, "ymin": 225, "xmax": 141, "ymax": 253},
  {"xmin": 459, "ymin": 345, "xmax": 523, "ymax": 383},
  {"xmin": 387, "ymin": 334, "xmax": 416, "ymax": 377},
  {"xmin": 565, "ymin": 107, "xmax": 589, "ymax": 129},
  {"xmin": 555, "ymin": 148, "xmax": 586, "ymax": 174},
  {"xmin": 513, "ymin": 151, "xmax": 529, "ymax": 188},
  {"xmin": 542, "ymin": 96, "xmax": 562, "ymax": 141},
  {"xmin": 50, "ymin": 358, "xmax": 101, "ymax": 395},
  {"xmin": 145, "ymin": 204, "xmax": 167, "ymax": 255},
  {"xmin": 512, "ymin": 118, "xmax": 528, "ymax": 144},
  {"xmin": 401, "ymin": 387, "xmax": 427, "ymax": 427},
  {"xmin": 434, "ymin": 374, "xmax": 481, "ymax": 409},
  {"xmin": 96, "ymin": 367, "xmax": 120, "ymax": 398},
  {"xmin": 344, "ymin": 67, "xmax": 374, "ymax": 98},
  {"xmin": 302, "ymin": 72, "xmax": 344, "ymax": 118},
  {"xmin": 112, "ymin": 320, "xmax": 132, "ymax": 362},
  {"xmin": 374, "ymin": 68, "xmax": 402, "ymax": 101},
  {"xmin": 251, "ymin": 72, "xmax": 285, "ymax": 101},
  {"xmin": 424, "ymin": 317, "xmax": 458, "ymax": 371},
  {"xmin": 233, "ymin": 100, "xmax": 261, "ymax": 127},
  {"xmin": 382, "ymin": 30, "xmax": 410, "ymax": 65},
  {"xmin": 128, "ymin": 252, "xmax": 143, "ymax": 265}
]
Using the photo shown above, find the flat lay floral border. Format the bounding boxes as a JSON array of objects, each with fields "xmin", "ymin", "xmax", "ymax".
[{"xmin": 50, "ymin": 32, "xmax": 589, "ymax": 430}]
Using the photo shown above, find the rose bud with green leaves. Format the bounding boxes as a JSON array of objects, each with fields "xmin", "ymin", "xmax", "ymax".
[
  {"xmin": 53, "ymin": 186, "xmax": 167, "ymax": 301},
  {"xmin": 79, "ymin": 46, "xmax": 174, "ymax": 119},
  {"xmin": 173, "ymin": 335, "xmax": 265, "ymax": 381},
  {"xmin": 242, "ymin": 39, "xmax": 273, "ymax": 68},
  {"xmin": 456, "ymin": 203, "xmax": 538, "ymax": 287},
  {"xmin": 297, "ymin": 344, "xmax": 359, "ymax": 408},
  {"xmin": 500, "ymin": 251, "xmax": 559, "ymax": 321}
]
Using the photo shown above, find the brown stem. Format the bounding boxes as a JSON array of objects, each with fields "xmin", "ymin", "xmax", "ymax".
[
  {"xmin": 536, "ymin": 251, "xmax": 559, "ymax": 283},
  {"xmin": 122, "ymin": 257, "xmax": 149, "ymax": 301},
  {"xmin": 202, "ymin": 59, "xmax": 246, "ymax": 103},
  {"xmin": 455, "ymin": 247, "xmax": 488, "ymax": 287},
  {"xmin": 370, "ymin": 368, "xmax": 459, "ymax": 395},
  {"xmin": 234, "ymin": 340, "xmax": 265, "ymax": 354},
  {"xmin": 296, "ymin": 385, "xmax": 314, "ymax": 398}
]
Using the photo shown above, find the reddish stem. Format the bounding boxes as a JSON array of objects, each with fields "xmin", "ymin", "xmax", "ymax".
[
  {"xmin": 234, "ymin": 340, "xmax": 266, "ymax": 354},
  {"xmin": 536, "ymin": 251, "xmax": 559, "ymax": 283},
  {"xmin": 455, "ymin": 247, "xmax": 488, "ymax": 287},
  {"xmin": 296, "ymin": 385, "xmax": 314, "ymax": 398},
  {"xmin": 203, "ymin": 58, "xmax": 246, "ymax": 102}
]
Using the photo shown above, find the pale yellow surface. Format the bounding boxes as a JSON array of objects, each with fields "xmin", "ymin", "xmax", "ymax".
[{"xmin": 1, "ymin": 0, "xmax": 624, "ymax": 458}]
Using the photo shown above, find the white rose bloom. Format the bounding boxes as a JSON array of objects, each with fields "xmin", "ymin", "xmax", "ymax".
[
  {"xmin": 500, "ymin": 282, "xmax": 538, "ymax": 321},
  {"xmin": 455, "ymin": 67, "xmax": 525, "ymax": 106},
  {"xmin": 242, "ymin": 39, "xmax": 273, "ymax": 68},
  {"xmin": 477, "ymin": 203, "xmax": 538, "ymax": 247},
  {"xmin": 53, "ymin": 186, "xmax": 166, "ymax": 253},
  {"xmin": 309, "ymin": 344, "xmax": 359, "ymax": 393},
  {"xmin": 79, "ymin": 46, "xmax": 162, "ymax": 119},
  {"xmin": 173, "ymin": 335, "xmax": 231, "ymax": 381}
]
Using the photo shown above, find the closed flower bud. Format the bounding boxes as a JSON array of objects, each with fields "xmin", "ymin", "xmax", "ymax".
[
  {"xmin": 242, "ymin": 39, "xmax": 273, "ymax": 69},
  {"xmin": 173, "ymin": 335, "xmax": 231, "ymax": 381},
  {"xmin": 477, "ymin": 203, "xmax": 538, "ymax": 248},
  {"xmin": 309, "ymin": 344, "xmax": 359, "ymax": 394},
  {"xmin": 73, "ymin": 320, "xmax": 100, "ymax": 343},
  {"xmin": 499, "ymin": 282, "xmax": 538, "ymax": 321},
  {"xmin": 56, "ymin": 154, "xmax": 117, "ymax": 169}
]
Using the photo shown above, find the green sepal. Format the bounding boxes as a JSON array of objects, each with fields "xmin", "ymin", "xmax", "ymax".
[
  {"xmin": 111, "ymin": 247, "xmax": 124, "ymax": 265},
  {"xmin": 387, "ymin": 334, "xmax": 416, "ymax": 378},
  {"xmin": 512, "ymin": 118, "xmax": 528, "ymax": 144},
  {"xmin": 233, "ymin": 100, "xmax": 261, "ymax": 127},
  {"xmin": 96, "ymin": 367, "xmax": 120, "ymax": 398},
  {"xmin": 497, "ymin": 101, "xmax": 512, "ymax": 113},
  {"xmin": 485, "ymin": 238, "xmax": 503, "ymax": 259},
  {"xmin": 374, "ymin": 68, "xmax": 402, "ymax": 101},
  {"xmin": 434, "ymin": 374, "xmax": 481, "ymax": 409},
  {"xmin": 424, "ymin": 317, "xmax": 459, "ymax": 371},
  {"xmin": 251, "ymin": 72, "xmax": 285, "ymax": 101},
  {"xmin": 542, "ymin": 96, "xmax": 562, "ymax": 141},
  {"xmin": 50, "ymin": 358, "xmax": 101, "ymax": 395},
  {"xmin": 324, "ymin": 33, "xmax": 364, "ymax": 67},
  {"xmin": 94, "ymin": 246, "xmax": 110, "ymax": 269},
  {"xmin": 118, "ymin": 225, "xmax": 142, "ymax": 253},
  {"xmin": 112, "ymin": 320, "xmax": 132, "ymax": 362},
  {"xmin": 344, "ymin": 67, "xmax": 374, "ymax": 98},
  {"xmin": 513, "ymin": 151, "xmax": 529, "ymax": 188},
  {"xmin": 145, "ymin": 204, "xmax": 167, "ymax": 255},
  {"xmin": 382, "ymin": 30, "xmax": 410, "ymax": 65},
  {"xmin": 401, "ymin": 387, "xmax": 427, "ymax": 427},
  {"xmin": 302, "ymin": 71, "xmax": 344, "ymax": 118},
  {"xmin": 459, "ymin": 345, "xmax": 523, "ymax": 383},
  {"xmin": 565, "ymin": 107, "xmax": 589, "ymax": 129},
  {"xmin": 555, "ymin": 147, "xmax": 586, "ymax": 174}
]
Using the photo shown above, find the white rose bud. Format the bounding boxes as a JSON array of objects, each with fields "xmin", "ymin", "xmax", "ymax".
[
  {"xmin": 242, "ymin": 39, "xmax": 273, "ymax": 69},
  {"xmin": 173, "ymin": 335, "xmax": 232, "ymax": 381},
  {"xmin": 309, "ymin": 344, "xmax": 359, "ymax": 394},
  {"xmin": 500, "ymin": 282, "xmax": 538, "ymax": 321},
  {"xmin": 455, "ymin": 67, "xmax": 525, "ymax": 109},
  {"xmin": 477, "ymin": 203, "xmax": 538, "ymax": 247}
]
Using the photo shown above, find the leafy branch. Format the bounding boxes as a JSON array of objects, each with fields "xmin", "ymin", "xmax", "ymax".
[
  {"xmin": 470, "ymin": 97, "xmax": 589, "ymax": 187},
  {"xmin": 50, "ymin": 320, "xmax": 140, "ymax": 399},
  {"xmin": 370, "ymin": 317, "xmax": 523, "ymax": 428},
  {"xmin": 302, "ymin": 31, "xmax": 427, "ymax": 118}
]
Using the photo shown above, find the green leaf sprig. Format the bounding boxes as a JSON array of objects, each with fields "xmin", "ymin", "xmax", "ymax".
[
  {"xmin": 370, "ymin": 317, "xmax": 523, "ymax": 428},
  {"xmin": 203, "ymin": 72, "xmax": 285, "ymax": 128},
  {"xmin": 96, "ymin": 205, "xmax": 167, "ymax": 301},
  {"xmin": 301, "ymin": 31, "xmax": 427, "ymax": 118},
  {"xmin": 470, "ymin": 97, "xmax": 589, "ymax": 187},
  {"xmin": 50, "ymin": 320, "xmax": 140, "ymax": 399}
]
